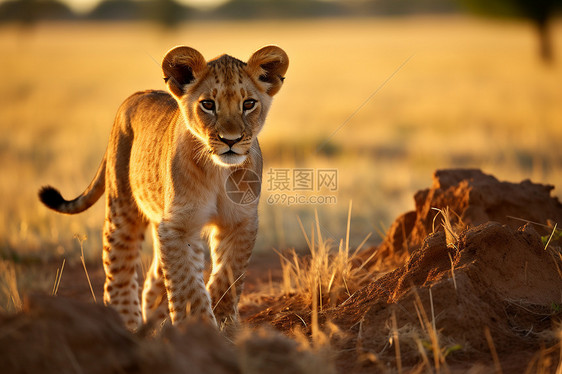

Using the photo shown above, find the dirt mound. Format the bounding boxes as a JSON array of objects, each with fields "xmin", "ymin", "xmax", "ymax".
[
  {"xmin": 373, "ymin": 169, "xmax": 562, "ymax": 259},
  {"xmin": 0, "ymin": 295, "xmax": 239, "ymax": 374},
  {"xmin": 244, "ymin": 169, "xmax": 562, "ymax": 371},
  {"xmin": 0, "ymin": 295, "xmax": 333, "ymax": 374},
  {"xmin": 341, "ymin": 222, "xmax": 561, "ymax": 364}
]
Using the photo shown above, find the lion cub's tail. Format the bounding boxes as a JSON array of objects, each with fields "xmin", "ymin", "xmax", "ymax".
[{"xmin": 39, "ymin": 155, "xmax": 106, "ymax": 215}]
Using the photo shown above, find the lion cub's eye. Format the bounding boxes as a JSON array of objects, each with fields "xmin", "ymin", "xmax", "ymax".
[
  {"xmin": 200, "ymin": 100, "xmax": 216, "ymax": 112},
  {"xmin": 243, "ymin": 99, "xmax": 257, "ymax": 111}
]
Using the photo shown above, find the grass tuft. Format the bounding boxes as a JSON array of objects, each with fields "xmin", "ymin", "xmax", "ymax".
[
  {"xmin": 0, "ymin": 261, "xmax": 22, "ymax": 313},
  {"xmin": 277, "ymin": 202, "xmax": 375, "ymax": 309},
  {"xmin": 431, "ymin": 207, "xmax": 462, "ymax": 249}
]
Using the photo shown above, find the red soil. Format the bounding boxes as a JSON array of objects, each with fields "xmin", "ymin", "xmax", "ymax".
[{"xmin": 373, "ymin": 168, "xmax": 562, "ymax": 261}]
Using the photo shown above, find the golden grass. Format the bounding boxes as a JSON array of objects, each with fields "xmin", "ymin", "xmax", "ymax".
[
  {"xmin": 0, "ymin": 260, "xmax": 22, "ymax": 313},
  {"xmin": 51, "ymin": 258, "xmax": 65, "ymax": 296},
  {"xmin": 275, "ymin": 204, "xmax": 375, "ymax": 310},
  {"xmin": 76, "ymin": 235, "xmax": 97, "ymax": 303},
  {"xmin": 1, "ymin": 16, "xmax": 561, "ymax": 261}
]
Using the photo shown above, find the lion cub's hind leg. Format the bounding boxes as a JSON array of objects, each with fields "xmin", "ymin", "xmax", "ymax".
[
  {"xmin": 102, "ymin": 196, "xmax": 147, "ymax": 331},
  {"xmin": 142, "ymin": 224, "xmax": 169, "ymax": 326}
]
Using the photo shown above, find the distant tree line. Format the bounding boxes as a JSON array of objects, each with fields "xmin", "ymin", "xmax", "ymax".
[
  {"xmin": 0, "ymin": 0, "xmax": 460, "ymax": 26},
  {"xmin": 0, "ymin": 0, "xmax": 74, "ymax": 24},
  {"xmin": 1, "ymin": 0, "xmax": 560, "ymax": 61},
  {"xmin": 0, "ymin": 0, "xmax": 192, "ymax": 26}
]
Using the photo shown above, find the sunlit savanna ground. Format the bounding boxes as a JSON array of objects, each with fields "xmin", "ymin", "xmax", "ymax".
[{"xmin": 1, "ymin": 16, "xmax": 561, "ymax": 264}]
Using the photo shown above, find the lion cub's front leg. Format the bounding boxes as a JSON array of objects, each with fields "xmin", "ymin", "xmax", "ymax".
[
  {"xmin": 157, "ymin": 210, "xmax": 216, "ymax": 326},
  {"xmin": 206, "ymin": 209, "xmax": 258, "ymax": 327}
]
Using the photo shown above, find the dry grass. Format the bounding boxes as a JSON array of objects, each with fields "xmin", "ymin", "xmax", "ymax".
[
  {"xmin": 411, "ymin": 289, "xmax": 456, "ymax": 373},
  {"xmin": 76, "ymin": 235, "xmax": 97, "ymax": 303},
  {"xmin": 0, "ymin": 260, "xmax": 22, "ymax": 313},
  {"xmin": 484, "ymin": 326, "xmax": 503, "ymax": 374},
  {"xmin": 1, "ymin": 17, "xmax": 561, "ymax": 261},
  {"xmin": 275, "ymin": 203, "xmax": 375, "ymax": 310},
  {"xmin": 51, "ymin": 258, "xmax": 65, "ymax": 296}
]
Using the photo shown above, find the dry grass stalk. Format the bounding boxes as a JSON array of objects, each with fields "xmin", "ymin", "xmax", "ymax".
[
  {"xmin": 556, "ymin": 338, "xmax": 562, "ymax": 374},
  {"xmin": 523, "ymin": 340, "xmax": 562, "ymax": 374},
  {"xmin": 212, "ymin": 268, "xmax": 244, "ymax": 314},
  {"xmin": 311, "ymin": 270, "xmax": 319, "ymax": 345},
  {"xmin": 447, "ymin": 252, "xmax": 457, "ymax": 292},
  {"xmin": 413, "ymin": 336, "xmax": 432, "ymax": 374},
  {"xmin": 0, "ymin": 260, "xmax": 22, "ymax": 313},
  {"xmin": 75, "ymin": 235, "xmax": 96, "ymax": 303},
  {"xmin": 544, "ymin": 223, "xmax": 559, "ymax": 250},
  {"xmin": 52, "ymin": 258, "xmax": 66, "ymax": 296},
  {"xmin": 427, "ymin": 288, "xmax": 442, "ymax": 372},
  {"xmin": 346, "ymin": 201, "xmax": 352, "ymax": 254},
  {"xmin": 431, "ymin": 207, "xmax": 461, "ymax": 249},
  {"xmin": 413, "ymin": 289, "xmax": 451, "ymax": 373},
  {"xmin": 391, "ymin": 309, "xmax": 403, "ymax": 374},
  {"xmin": 484, "ymin": 326, "xmax": 503, "ymax": 374},
  {"xmin": 441, "ymin": 208, "xmax": 459, "ymax": 249}
]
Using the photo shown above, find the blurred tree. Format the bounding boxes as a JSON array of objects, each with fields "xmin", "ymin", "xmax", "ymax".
[
  {"xmin": 145, "ymin": 0, "xmax": 189, "ymax": 28},
  {"xmin": 458, "ymin": 0, "xmax": 562, "ymax": 62},
  {"xmin": 0, "ymin": 0, "xmax": 75, "ymax": 25},
  {"xmin": 212, "ymin": 0, "xmax": 349, "ymax": 19},
  {"xmin": 88, "ymin": 0, "xmax": 190, "ymax": 26},
  {"xmin": 361, "ymin": 0, "xmax": 458, "ymax": 16},
  {"xmin": 88, "ymin": 0, "xmax": 142, "ymax": 21}
]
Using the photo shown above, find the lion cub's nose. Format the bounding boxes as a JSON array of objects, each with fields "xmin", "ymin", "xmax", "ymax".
[{"xmin": 218, "ymin": 134, "xmax": 243, "ymax": 147}]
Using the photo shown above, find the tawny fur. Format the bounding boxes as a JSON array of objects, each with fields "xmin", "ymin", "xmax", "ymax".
[{"xmin": 39, "ymin": 46, "xmax": 288, "ymax": 330}]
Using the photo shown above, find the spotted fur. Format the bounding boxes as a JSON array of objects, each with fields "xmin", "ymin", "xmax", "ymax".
[{"xmin": 39, "ymin": 46, "xmax": 288, "ymax": 330}]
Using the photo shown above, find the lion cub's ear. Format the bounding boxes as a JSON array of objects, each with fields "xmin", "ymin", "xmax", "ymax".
[
  {"xmin": 246, "ymin": 46, "xmax": 289, "ymax": 96},
  {"xmin": 162, "ymin": 46, "xmax": 207, "ymax": 98}
]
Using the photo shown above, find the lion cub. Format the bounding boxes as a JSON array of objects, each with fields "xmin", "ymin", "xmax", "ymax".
[{"xmin": 39, "ymin": 46, "xmax": 288, "ymax": 330}]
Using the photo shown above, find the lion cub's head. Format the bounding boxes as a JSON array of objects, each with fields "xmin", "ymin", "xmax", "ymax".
[{"xmin": 162, "ymin": 45, "xmax": 288, "ymax": 167}]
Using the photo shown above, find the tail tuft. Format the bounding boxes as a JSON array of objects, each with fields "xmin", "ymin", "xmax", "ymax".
[{"xmin": 38, "ymin": 186, "xmax": 66, "ymax": 211}]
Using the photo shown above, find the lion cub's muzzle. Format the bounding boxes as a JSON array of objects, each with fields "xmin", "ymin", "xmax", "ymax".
[{"xmin": 210, "ymin": 133, "xmax": 250, "ymax": 166}]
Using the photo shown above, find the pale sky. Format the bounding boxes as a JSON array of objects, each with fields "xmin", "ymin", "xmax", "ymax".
[{"xmin": 48, "ymin": 0, "xmax": 228, "ymax": 14}]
